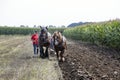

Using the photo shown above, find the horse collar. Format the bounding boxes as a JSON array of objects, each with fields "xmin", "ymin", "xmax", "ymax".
[
  {"xmin": 40, "ymin": 32, "xmax": 48, "ymax": 37},
  {"xmin": 55, "ymin": 37, "xmax": 63, "ymax": 47}
]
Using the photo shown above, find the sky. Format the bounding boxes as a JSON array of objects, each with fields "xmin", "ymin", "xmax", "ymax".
[{"xmin": 0, "ymin": 0, "xmax": 120, "ymax": 27}]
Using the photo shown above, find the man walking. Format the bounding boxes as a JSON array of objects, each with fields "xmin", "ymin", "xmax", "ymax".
[{"xmin": 31, "ymin": 31, "xmax": 39, "ymax": 57}]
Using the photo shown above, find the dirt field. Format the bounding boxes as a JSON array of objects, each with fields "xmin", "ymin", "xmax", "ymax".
[
  {"xmin": 0, "ymin": 35, "xmax": 63, "ymax": 80},
  {"xmin": 0, "ymin": 35, "xmax": 120, "ymax": 80},
  {"xmin": 59, "ymin": 40, "xmax": 120, "ymax": 80}
]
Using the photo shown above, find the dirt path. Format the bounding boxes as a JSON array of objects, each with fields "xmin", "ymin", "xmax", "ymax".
[
  {"xmin": 0, "ymin": 35, "xmax": 63, "ymax": 80},
  {"xmin": 59, "ymin": 40, "xmax": 120, "ymax": 80}
]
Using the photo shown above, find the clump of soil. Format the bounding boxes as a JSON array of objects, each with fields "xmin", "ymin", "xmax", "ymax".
[{"xmin": 59, "ymin": 40, "xmax": 120, "ymax": 80}]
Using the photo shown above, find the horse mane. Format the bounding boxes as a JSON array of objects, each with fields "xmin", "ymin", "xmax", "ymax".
[{"xmin": 58, "ymin": 31, "xmax": 63, "ymax": 41}]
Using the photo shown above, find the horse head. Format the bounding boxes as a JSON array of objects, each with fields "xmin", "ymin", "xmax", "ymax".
[
  {"xmin": 39, "ymin": 26, "xmax": 49, "ymax": 43},
  {"xmin": 52, "ymin": 31, "xmax": 63, "ymax": 46},
  {"xmin": 40, "ymin": 26, "xmax": 48, "ymax": 34}
]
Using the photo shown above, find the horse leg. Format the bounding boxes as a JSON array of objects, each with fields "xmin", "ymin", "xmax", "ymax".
[
  {"xmin": 40, "ymin": 46, "xmax": 42, "ymax": 57},
  {"xmin": 40, "ymin": 46, "xmax": 44, "ymax": 58},
  {"xmin": 56, "ymin": 51, "xmax": 59, "ymax": 58},
  {"xmin": 55, "ymin": 50, "xmax": 59, "ymax": 59},
  {"xmin": 57, "ymin": 51, "xmax": 61, "ymax": 61},
  {"xmin": 60, "ymin": 50, "xmax": 65, "ymax": 62},
  {"xmin": 45, "ymin": 47, "xmax": 49, "ymax": 58}
]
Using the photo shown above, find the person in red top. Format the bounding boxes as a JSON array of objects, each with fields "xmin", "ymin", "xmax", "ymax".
[{"xmin": 31, "ymin": 31, "xmax": 39, "ymax": 56}]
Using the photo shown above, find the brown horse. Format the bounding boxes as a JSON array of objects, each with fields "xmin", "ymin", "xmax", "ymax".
[
  {"xmin": 52, "ymin": 31, "xmax": 67, "ymax": 61},
  {"xmin": 38, "ymin": 26, "xmax": 51, "ymax": 58}
]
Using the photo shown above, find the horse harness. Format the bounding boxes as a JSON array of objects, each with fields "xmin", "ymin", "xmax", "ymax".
[
  {"xmin": 53, "ymin": 37, "xmax": 64, "ymax": 48},
  {"xmin": 40, "ymin": 32, "xmax": 48, "ymax": 42}
]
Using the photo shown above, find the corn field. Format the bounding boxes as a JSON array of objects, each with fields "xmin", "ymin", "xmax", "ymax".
[
  {"xmin": 63, "ymin": 20, "xmax": 120, "ymax": 49},
  {"xmin": 0, "ymin": 27, "xmax": 65, "ymax": 35}
]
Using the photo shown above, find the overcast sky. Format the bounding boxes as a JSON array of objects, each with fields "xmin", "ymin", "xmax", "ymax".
[{"xmin": 0, "ymin": 0, "xmax": 120, "ymax": 27}]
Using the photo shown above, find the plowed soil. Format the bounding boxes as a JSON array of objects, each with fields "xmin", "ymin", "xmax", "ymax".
[{"xmin": 59, "ymin": 40, "xmax": 120, "ymax": 80}]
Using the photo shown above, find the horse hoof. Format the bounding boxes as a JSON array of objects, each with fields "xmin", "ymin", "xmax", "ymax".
[
  {"xmin": 58, "ymin": 57, "xmax": 61, "ymax": 61},
  {"xmin": 54, "ymin": 52, "xmax": 56, "ymax": 55},
  {"xmin": 62, "ymin": 57, "xmax": 65, "ymax": 62}
]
